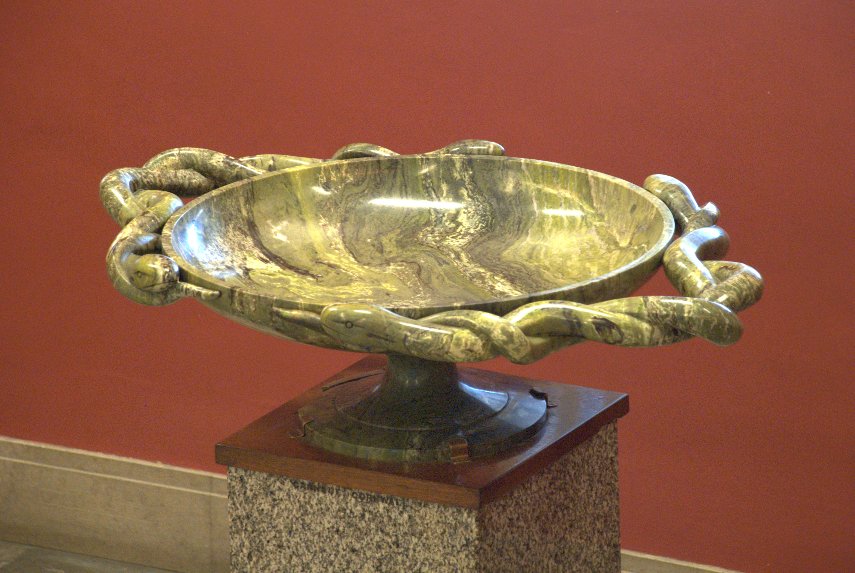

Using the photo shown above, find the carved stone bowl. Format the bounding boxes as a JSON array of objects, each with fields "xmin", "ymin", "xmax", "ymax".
[
  {"xmin": 163, "ymin": 155, "xmax": 674, "ymax": 334},
  {"xmin": 101, "ymin": 141, "xmax": 762, "ymax": 462}
]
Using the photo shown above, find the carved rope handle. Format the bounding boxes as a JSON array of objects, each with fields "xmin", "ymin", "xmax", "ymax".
[
  {"xmin": 100, "ymin": 148, "xmax": 320, "ymax": 305},
  {"xmin": 101, "ymin": 141, "xmax": 502, "ymax": 305},
  {"xmin": 643, "ymin": 175, "xmax": 763, "ymax": 312},
  {"xmin": 330, "ymin": 139, "xmax": 505, "ymax": 160},
  {"xmin": 274, "ymin": 174, "xmax": 764, "ymax": 363}
]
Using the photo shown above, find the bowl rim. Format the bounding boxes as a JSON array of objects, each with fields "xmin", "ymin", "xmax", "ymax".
[{"xmin": 161, "ymin": 154, "xmax": 676, "ymax": 316}]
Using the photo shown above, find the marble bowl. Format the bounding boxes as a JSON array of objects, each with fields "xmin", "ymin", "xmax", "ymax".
[
  {"xmin": 102, "ymin": 142, "xmax": 762, "ymax": 462},
  {"xmin": 162, "ymin": 155, "xmax": 674, "ymax": 335}
]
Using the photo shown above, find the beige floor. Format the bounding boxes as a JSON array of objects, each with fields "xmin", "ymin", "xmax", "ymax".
[
  {"xmin": 0, "ymin": 540, "xmax": 171, "ymax": 573},
  {"xmin": 0, "ymin": 540, "xmax": 645, "ymax": 573}
]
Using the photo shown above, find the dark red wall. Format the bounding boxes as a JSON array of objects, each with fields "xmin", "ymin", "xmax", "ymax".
[{"xmin": 1, "ymin": 2, "xmax": 851, "ymax": 571}]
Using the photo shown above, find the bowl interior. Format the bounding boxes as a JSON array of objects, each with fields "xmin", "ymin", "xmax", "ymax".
[{"xmin": 165, "ymin": 155, "xmax": 673, "ymax": 314}]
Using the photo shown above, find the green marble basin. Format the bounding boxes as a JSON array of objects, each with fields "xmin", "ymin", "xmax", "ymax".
[
  {"xmin": 103, "ymin": 142, "xmax": 762, "ymax": 462},
  {"xmin": 163, "ymin": 155, "xmax": 674, "ymax": 332}
]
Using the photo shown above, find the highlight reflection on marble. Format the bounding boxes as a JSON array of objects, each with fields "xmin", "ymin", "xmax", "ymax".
[
  {"xmin": 100, "ymin": 140, "xmax": 764, "ymax": 461},
  {"xmin": 101, "ymin": 141, "xmax": 763, "ymax": 365},
  {"xmin": 167, "ymin": 155, "xmax": 671, "ymax": 315}
]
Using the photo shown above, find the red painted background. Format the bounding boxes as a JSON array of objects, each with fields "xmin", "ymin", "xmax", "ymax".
[{"xmin": 1, "ymin": 2, "xmax": 851, "ymax": 571}]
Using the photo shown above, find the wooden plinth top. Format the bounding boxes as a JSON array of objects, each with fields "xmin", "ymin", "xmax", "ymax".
[{"xmin": 216, "ymin": 357, "xmax": 628, "ymax": 509}]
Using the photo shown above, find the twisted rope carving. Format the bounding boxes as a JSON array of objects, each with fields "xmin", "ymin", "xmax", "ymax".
[
  {"xmin": 101, "ymin": 148, "xmax": 324, "ymax": 305},
  {"xmin": 101, "ymin": 142, "xmax": 763, "ymax": 364},
  {"xmin": 101, "ymin": 141, "xmax": 504, "ymax": 305},
  {"xmin": 273, "ymin": 175, "xmax": 763, "ymax": 363}
]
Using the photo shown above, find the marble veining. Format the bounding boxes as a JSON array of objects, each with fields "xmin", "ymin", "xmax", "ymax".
[
  {"xmin": 100, "ymin": 141, "xmax": 763, "ymax": 364},
  {"xmin": 100, "ymin": 139, "xmax": 764, "ymax": 462},
  {"xmin": 166, "ymin": 155, "xmax": 670, "ymax": 313}
]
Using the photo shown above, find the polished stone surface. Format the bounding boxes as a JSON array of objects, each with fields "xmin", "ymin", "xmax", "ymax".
[
  {"xmin": 101, "ymin": 143, "xmax": 763, "ymax": 365},
  {"xmin": 101, "ymin": 143, "xmax": 763, "ymax": 462},
  {"xmin": 296, "ymin": 356, "xmax": 550, "ymax": 462},
  {"xmin": 216, "ymin": 355, "xmax": 628, "ymax": 494},
  {"xmin": 228, "ymin": 423, "xmax": 620, "ymax": 573},
  {"xmin": 165, "ymin": 155, "xmax": 672, "ymax": 316}
]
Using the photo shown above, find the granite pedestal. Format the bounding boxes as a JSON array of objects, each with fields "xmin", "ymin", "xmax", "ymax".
[{"xmin": 216, "ymin": 357, "xmax": 628, "ymax": 573}]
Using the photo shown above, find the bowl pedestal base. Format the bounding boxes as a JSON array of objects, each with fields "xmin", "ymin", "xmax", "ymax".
[
  {"xmin": 216, "ymin": 356, "xmax": 629, "ymax": 572},
  {"xmin": 298, "ymin": 354, "xmax": 550, "ymax": 463}
]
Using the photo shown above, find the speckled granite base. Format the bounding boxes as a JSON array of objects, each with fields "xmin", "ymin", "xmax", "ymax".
[{"xmin": 227, "ymin": 422, "xmax": 619, "ymax": 573}]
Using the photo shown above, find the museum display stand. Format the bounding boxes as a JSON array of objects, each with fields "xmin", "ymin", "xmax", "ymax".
[{"xmin": 216, "ymin": 356, "xmax": 628, "ymax": 572}]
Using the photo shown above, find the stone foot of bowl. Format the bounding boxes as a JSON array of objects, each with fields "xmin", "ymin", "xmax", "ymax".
[
  {"xmin": 296, "ymin": 355, "xmax": 549, "ymax": 462},
  {"xmin": 100, "ymin": 140, "xmax": 763, "ymax": 462}
]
